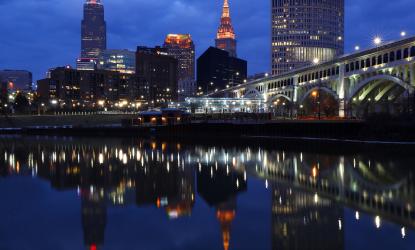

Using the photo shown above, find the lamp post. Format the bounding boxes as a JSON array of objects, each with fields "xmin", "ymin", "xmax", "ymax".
[{"xmin": 312, "ymin": 90, "xmax": 321, "ymax": 120}]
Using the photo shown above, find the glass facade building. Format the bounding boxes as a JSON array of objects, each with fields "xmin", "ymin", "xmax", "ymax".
[
  {"xmin": 81, "ymin": 0, "xmax": 107, "ymax": 60},
  {"xmin": 98, "ymin": 49, "xmax": 136, "ymax": 74},
  {"xmin": 271, "ymin": 0, "xmax": 344, "ymax": 75}
]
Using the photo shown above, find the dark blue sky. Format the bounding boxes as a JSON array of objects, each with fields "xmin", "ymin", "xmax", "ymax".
[{"xmin": 0, "ymin": 0, "xmax": 414, "ymax": 81}]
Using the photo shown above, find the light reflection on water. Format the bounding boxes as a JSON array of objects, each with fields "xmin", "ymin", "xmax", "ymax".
[{"xmin": 0, "ymin": 136, "xmax": 415, "ymax": 250}]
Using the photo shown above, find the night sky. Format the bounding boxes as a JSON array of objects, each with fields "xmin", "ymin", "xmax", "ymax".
[{"xmin": 0, "ymin": 0, "xmax": 414, "ymax": 82}]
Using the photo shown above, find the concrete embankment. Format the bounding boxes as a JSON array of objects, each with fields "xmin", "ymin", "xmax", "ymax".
[
  {"xmin": 1, "ymin": 116, "xmax": 414, "ymax": 150},
  {"xmin": 0, "ymin": 114, "xmax": 137, "ymax": 128},
  {"xmin": 2, "ymin": 120, "xmax": 413, "ymax": 141}
]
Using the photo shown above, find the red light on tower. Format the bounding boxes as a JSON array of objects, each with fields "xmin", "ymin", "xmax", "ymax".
[
  {"xmin": 8, "ymin": 82, "xmax": 14, "ymax": 89},
  {"xmin": 86, "ymin": 0, "xmax": 102, "ymax": 5},
  {"xmin": 90, "ymin": 244, "xmax": 97, "ymax": 250}
]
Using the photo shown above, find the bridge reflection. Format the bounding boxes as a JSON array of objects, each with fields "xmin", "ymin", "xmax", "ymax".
[{"xmin": 0, "ymin": 137, "xmax": 413, "ymax": 249}]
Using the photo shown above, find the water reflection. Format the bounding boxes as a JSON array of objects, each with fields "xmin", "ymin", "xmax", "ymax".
[{"xmin": 0, "ymin": 136, "xmax": 414, "ymax": 249}]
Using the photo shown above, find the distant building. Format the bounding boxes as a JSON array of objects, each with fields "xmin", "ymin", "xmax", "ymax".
[
  {"xmin": 36, "ymin": 78, "xmax": 56, "ymax": 101},
  {"xmin": 0, "ymin": 70, "xmax": 33, "ymax": 91},
  {"xmin": 136, "ymin": 46, "xmax": 178, "ymax": 107},
  {"xmin": 197, "ymin": 47, "xmax": 247, "ymax": 95},
  {"xmin": 163, "ymin": 34, "xmax": 196, "ymax": 100},
  {"xmin": 271, "ymin": 0, "xmax": 344, "ymax": 75},
  {"xmin": 36, "ymin": 67, "xmax": 139, "ymax": 108},
  {"xmin": 215, "ymin": 0, "xmax": 237, "ymax": 58},
  {"xmin": 81, "ymin": 0, "xmax": 107, "ymax": 60},
  {"xmin": 98, "ymin": 49, "xmax": 136, "ymax": 74},
  {"xmin": 76, "ymin": 58, "xmax": 97, "ymax": 71}
]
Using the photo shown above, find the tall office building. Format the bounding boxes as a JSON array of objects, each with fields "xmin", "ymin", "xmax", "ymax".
[
  {"xmin": 271, "ymin": 0, "xmax": 344, "ymax": 75},
  {"xmin": 136, "ymin": 46, "xmax": 178, "ymax": 106},
  {"xmin": 81, "ymin": 0, "xmax": 107, "ymax": 60},
  {"xmin": 163, "ymin": 34, "xmax": 196, "ymax": 99},
  {"xmin": 197, "ymin": 47, "xmax": 247, "ymax": 95},
  {"xmin": 215, "ymin": 0, "xmax": 237, "ymax": 58}
]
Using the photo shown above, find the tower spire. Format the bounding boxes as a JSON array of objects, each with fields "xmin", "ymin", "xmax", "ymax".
[
  {"xmin": 222, "ymin": 0, "xmax": 230, "ymax": 18},
  {"xmin": 215, "ymin": 0, "xmax": 237, "ymax": 57}
]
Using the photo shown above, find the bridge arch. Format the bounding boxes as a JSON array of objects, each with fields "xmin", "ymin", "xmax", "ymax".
[
  {"xmin": 348, "ymin": 75, "xmax": 414, "ymax": 103},
  {"xmin": 298, "ymin": 86, "xmax": 340, "ymax": 105},
  {"xmin": 243, "ymin": 88, "xmax": 261, "ymax": 99},
  {"xmin": 267, "ymin": 94, "xmax": 292, "ymax": 105}
]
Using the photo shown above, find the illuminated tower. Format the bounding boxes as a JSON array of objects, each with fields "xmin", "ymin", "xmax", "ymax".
[
  {"xmin": 81, "ymin": 0, "xmax": 107, "ymax": 60},
  {"xmin": 215, "ymin": 0, "xmax": 237, "ymax": 57},
  {"xmin": 271, "ymin": 0, "xmax": 344, "ymax": 75}
]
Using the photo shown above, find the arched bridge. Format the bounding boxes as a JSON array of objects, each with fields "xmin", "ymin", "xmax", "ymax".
[{"xmin": 210, "ymin": 36, "xmax": 415, "ymax": 117}]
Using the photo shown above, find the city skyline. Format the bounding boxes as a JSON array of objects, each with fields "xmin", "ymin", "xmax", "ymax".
[{"xmin": 0, "ymin": 0, "xmax": 414, "ymax": 82}]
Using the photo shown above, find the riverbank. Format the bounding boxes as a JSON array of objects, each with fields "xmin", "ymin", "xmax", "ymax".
[
  {"xmin": 1, "ymin": 120, "xmax": 415, "ymax": 150},
  {"xmin": 0, "ymin": 113, "xmax": 137, "ymax": 128}
]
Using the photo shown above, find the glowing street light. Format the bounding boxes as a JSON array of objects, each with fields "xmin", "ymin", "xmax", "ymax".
[
  {"xmin": 97, "ymin": 100, "xmax": 105, "ymax": 106},
  {"xmin": 401, "ymin": 31, "xmax": 407, "ymax": 37},
  {"xmin": 355, "ymin": 45, "xmax": 360, "ymax": 51},
  {"xmin": 312, "ymin": 58, "xmax": 320, "ymax": 64},
  {"xmin": 373, "ymin": 37, "xmax": 382, "ymax": 46}
]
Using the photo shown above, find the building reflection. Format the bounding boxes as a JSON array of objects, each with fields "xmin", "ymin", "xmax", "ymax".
[
  {"xmin": 1, "ymin": 137, "xmax": 415, "ymax": 249},
  {"xmin": 81, "ymin": 188, "xmax": 107, "ymax": 250},
  {"xmin": 271, "ymin": 186, "xmax": 343, "ymax": 250},
  {"xmin": 135, "ymin": 143, "xmax": 195, "ymax": 219},
  {"xmin": 197, "ymin": 163, "xmax": 247, "ymax": 250}
]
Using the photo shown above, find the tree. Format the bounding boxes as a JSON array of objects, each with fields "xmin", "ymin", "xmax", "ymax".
[{"xmin": 14, "ymin": 93, "xmax": 29, "ymax": 114}]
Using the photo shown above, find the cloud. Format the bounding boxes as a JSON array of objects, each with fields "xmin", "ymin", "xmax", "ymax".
[{"xmin": 0, "ymin": 0, "xmax": 414, "ymax": 81}]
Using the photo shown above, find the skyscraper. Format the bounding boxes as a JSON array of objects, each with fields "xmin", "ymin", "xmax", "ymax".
[
  {"xmin": 136, "ymin": 46, "xmax": 178, "ymax": 106},
  {"xmin": 163, "ymin": 34, "xmax": 196, "ymax": 99},
  {"xmin": 81, "ymin": 0, "xmax": 107, "ymax": 60},
  {"xmin": 197, "ymin": 47, "xmax": 247, "ymax": 95},
  {"xmin": 215, "ymin": 0, "xmax": 237, "ymax": 58},
  {"xmin": 271, "ymin": 0, "xmax": 344, "ymax": 75}
]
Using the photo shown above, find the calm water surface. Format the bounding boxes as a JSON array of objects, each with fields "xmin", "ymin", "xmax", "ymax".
[{"xmin": 0, "ymin": 136, "xmax": 414, "ymax": 250}]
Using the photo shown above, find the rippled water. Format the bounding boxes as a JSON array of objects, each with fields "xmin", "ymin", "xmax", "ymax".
[{"xmin": 0, "ymin": 136, "xmax": 414, "ymax": 250}]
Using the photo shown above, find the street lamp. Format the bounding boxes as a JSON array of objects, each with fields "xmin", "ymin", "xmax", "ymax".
[
  {"xmin": 401, "ymin": 31, "xmax": 407, "ymax": 37},
  {"xmin": 355, "ymin": 45, "xmax": 360, "ymax": 51},
  {"xmin": 373, "ymin": 36, "xmax": 382, "ymax": 46},
  {"xmin": 50, "ymin": 99, "xmax": 58, "ymax": 115},
  {"xmin": 313, "ymin": 58, "xmax": 320, "ymax": 64},
  {"xmin": 312, "ymin": 90, "xmax": 321, "ymax": 120}
]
